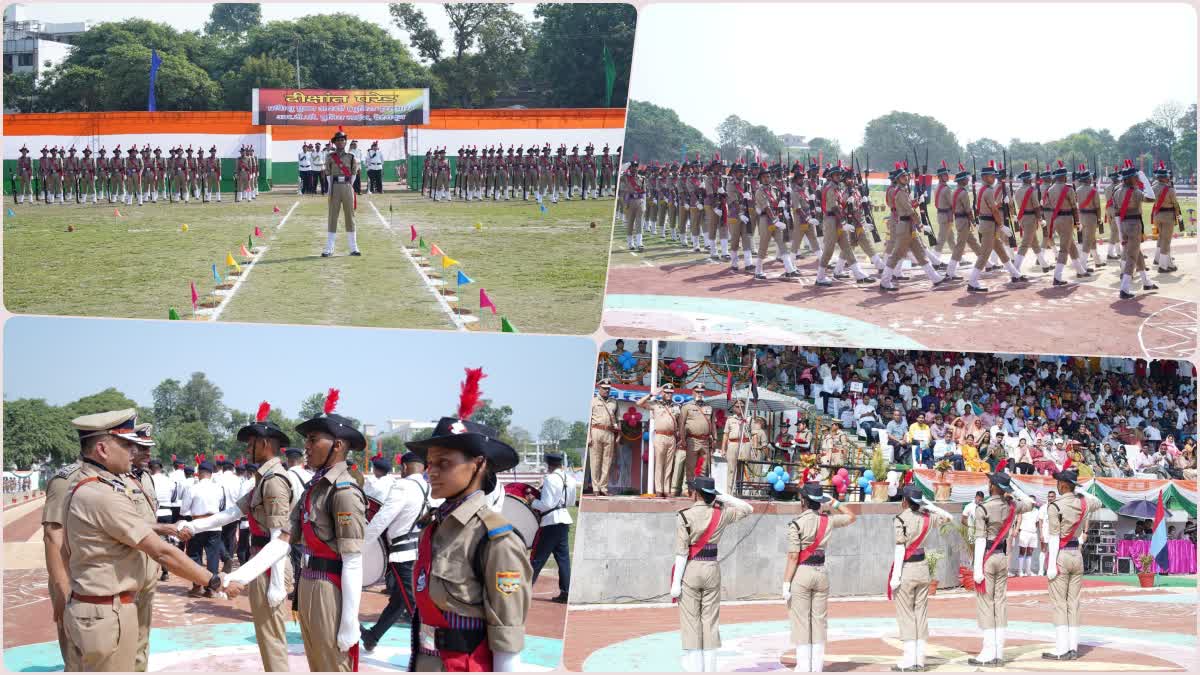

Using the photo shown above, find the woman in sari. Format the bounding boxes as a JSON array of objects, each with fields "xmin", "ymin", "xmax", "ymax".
[{"xmin": 958, "ymin": 417, "xmax": 990, "ymax": 472}]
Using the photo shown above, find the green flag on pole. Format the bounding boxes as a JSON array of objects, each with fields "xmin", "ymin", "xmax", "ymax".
[
  {"xmin": 602, "ymin": 45, "xmax": 616, "ymax": 107},
  {"xmin": 247, "ymin": 235, "xmax": 253, "ymax": 249},
  {"xmin": 500, "ymin": 316, "xmax": 517, "ymax": 333},
  {"xmin": 419, "ymin": 237, "xmax": 427, "ymax": 250},
  {"xmin": 168, "ymin": 307, "xmax": 181, "ymax": 320}
]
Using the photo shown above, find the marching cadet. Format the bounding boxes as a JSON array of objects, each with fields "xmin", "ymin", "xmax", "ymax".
[
  {"xmin": 206, "ymin": 146, "xmax": 222, "ymax": 202},
  {"xmin": 655, "ymin": 164, "xmax": 672, "ymax": 236},
  {"xmin": 843, "ymin": 171, "xmax": 886, "ymax": 278},
  {"xmin": 675, "ymin": 389, "xmax": 714, "ymax": 495},
  {"xmin": 1112, "ymin": 161, "xmax": 1158, "ymax": 299},
  {"xmin": 726, "ymin": 162, "xmax": 755, "ymax": 272},
  {"xmin": 82, "ymin": 147, "xmax": 100, "ymax": 203},
  {"xmin": 753, "ymin": 167, "xmax": 798, "ymax": 280},
  {"xmin": 601, "ymin": 145, "xmax": 615, "ymax": 197},
  {"xmin": 783, "ymin": 482, "xmax": 857, "ymax": 673},
  {"xmin": 669, "ymin": 476, "xmax": 753, "ymax": 672},
  {"xmin": 635, "ymin": 384, "xmax": 681, "ymax": 498},
  {"xmin": 367, "ymin": 141, "xmax": 385, "ymax": 194},
  {"xmin": 325, "ymin": 129, "xmax": 362, "ymax": 258},
  {"xmin": 1045, "ymin": 163, "xmax": 1091, "ymax": 286},
  {"xmin": 179, "ymin": 402, "xmax": 297, "ymax": 671},
  {"xmin": 46, "ymin": 147, "xmax": 61, "ymax": 202},
  {"xmin": 63, "ymin": 410, "xmax": 222, "ymax": 672},
  {"xmin": 151, "ymin": 147, "xmax": 167, "ymax": 203},
  {"xmin": 1073, "ymin": 166, "xmax": 1104, "ymax": 269},
  {"xmin": 138, "ymin": 146, "xmax": 152, "ymax": 203},
  {"xmin": 587, "ymin": 379, "xmax": 620, "ymax": 497},
  {"xmin": 1104, "ymin": 166, "xmax": 1123, "ymax": 261},
  {"xmin": 964, "ymin": 163, "xmax": 1024, "ymax": 293},
  {"xmin": 888, "ymin": 485, "xmax": 953, "ymax": 672},
  {"xmin": 623, "ymin": 160, "xmax": 646, "ymax": 252},
  {"xmin": 583, "ymin": 144, "xmax": 598, "ymax": 199},
  {"xmin": 932, "ymin": 162, "xmax": 957, "ymax": 255},
  {"xmin": 186, "ymin": 146, "xmax": 201, "ymax": 201},
  {"xmin": 1150, "ymin": 161, "xmax": 1180, "ymax": 273},
  {"xmin": 125, "ymin": 146, "xmax": 143, "ymax": 206},
  {"xmin": 16, "ymin": 145, "xmax": 32, "ymax": 203},
  {"xmin": 404, "ymin": 369, "xmax": 531, "ymax": 671},
  {"xmin": 1042, "ymin": 468, "xmax": 1103, "ymax": 661},
  {"xmin": 236, "ymin": 147, "xmax": 252, "ymax": 203},
  {"xmin": 966, "ymin": 472, "xmax": 1035, "ymax": 667},
  {"xmin": 248, "ymin": 145, "xmax": 259, "ymax": 200},
  {"xmin": 720, "ymin": 399, "xmax": 751, "ymax": 495},
  {"xmin": 880, "ymin": 165, "xmax": 946, "ymax": 291},
  {"xmin": 1011, "ymin": 164, "xmax": 1052, "ymax": 274},
  {"xmin": 815, "ymin": 164, "xmax": 872, "ymax": 285}
]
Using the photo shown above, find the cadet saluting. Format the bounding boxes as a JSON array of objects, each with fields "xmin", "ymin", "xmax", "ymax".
[
  {"xmin": 325, "ymin": 128, "xmax": 363, "ymax": 258},
  {"xmin": 62, "ymin": 410, "xmax": 222, "ymax": 671},
  {"xmin": 888, "ymin": 485, "xmax": 953, "ymax": 672},
  {"xmin": 670, "ymin": 476, "xmax": 753, "ymax": 672},
  {"xmin": 783, "ymin": 482, "xmax": 857, "ymax": 673},
  {"xmin": 967, "ymin": 472, "xmax": 1035, "ymax": 667},
  {"xmin": 405, "ymin": 368, "xmax": 532, "ymax": 671},
  {"xmin": 1042, "ymin": 468, "xmax": 1103, "ymax": 661}
]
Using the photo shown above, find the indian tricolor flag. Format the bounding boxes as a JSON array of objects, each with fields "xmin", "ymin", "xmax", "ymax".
[{"xmin": 1150, "ymin": 490, "xmax": 1171, "ymax": 572}]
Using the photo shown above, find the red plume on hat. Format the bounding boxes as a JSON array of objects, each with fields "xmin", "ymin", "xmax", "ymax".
[
  {"xmin": 1157, "ymin": 160, "xmax": 1166, "ymax": 170},
  {"xmin": 940, "ymin": 159, "xmax": 948, "ymax": 169},
  {"xmin": 1057, "ymin": 160, "xmax": 1064, "ymax": 168},
  {"xmin": 256, "ymin": 401, "xmax": 271, "ymax": 423},
  {"xmin": 323, "ymin": 388, "xmax": 340, "ymax": 415},
  {"xmin": 1079, "ymin": 163, "xmax": 1086, "ymax": 171},
  {"xmin": 1023, "ymin": 162, "xmax": 1029, "ymax": 170},
  {"xmin": 958, "ymin": 162, "xmax": 966, "ymax": 171},
  {"xmin": 457, "ymin": 367, "xmax": 485, "ymax": 420},
  {"xmin": 373, "ymin": 450, "xmax": 383, "ymax": 460},
  {"xmin": 894, "ymin": 161, "xmax": 902, "ymax": 170},
  {"xmin": 216, "ymin": 454, "xmax": 225, "ymax": 463}
]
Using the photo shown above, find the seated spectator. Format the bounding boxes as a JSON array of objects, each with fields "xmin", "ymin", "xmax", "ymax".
[
  {"xmin": 885, "ymin": 409, "xmax": 910, "ymax": 464},
  {"xmin": 1012, "ymin": 438, "xmax": 1036, "ymax": 474},
  {"xmin": 907, "ymin": 413, "xmax": 935, "ymax": 467}
]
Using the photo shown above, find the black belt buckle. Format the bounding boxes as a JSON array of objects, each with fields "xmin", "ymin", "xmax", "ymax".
[
  {"xmin": 804, "ymin": 550, "xmax": 826, "ymax": 565},
  {"xmin": 434, "ymin": 627, "xmax": 486, "ymax": 654},
  {"xmin": 905, "ymin": 552, "xmax": 926, "ymax": 563},
  {"xmin": 305, "ymin": 557, "xmax": 343, "ymax": 575},
  {"xmin": 987, "ymin": 540, "xmax": 1007, "ymax": 555},
  {"xmin": 1063, "ymin": 540, "xmax": 1080, "ymax": 549}
]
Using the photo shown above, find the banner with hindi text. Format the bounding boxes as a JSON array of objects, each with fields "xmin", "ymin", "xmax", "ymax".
[{"xmin": 252, "ymin": 88, "xmax": 430, "ymax": 126}]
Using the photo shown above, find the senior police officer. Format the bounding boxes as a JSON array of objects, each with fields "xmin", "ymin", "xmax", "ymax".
[
  {"xmin": 635, "ymin": 384, "xmax": 681, "ymax": 498},
  {"xmin": 587, "ymin": 379, "xmax": 620, "ymax": 496}
]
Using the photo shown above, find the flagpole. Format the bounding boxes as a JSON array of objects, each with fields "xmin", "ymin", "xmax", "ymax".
[{"xmin": 647, "ymin": 339, "xmax": 659, "ymax": 496}]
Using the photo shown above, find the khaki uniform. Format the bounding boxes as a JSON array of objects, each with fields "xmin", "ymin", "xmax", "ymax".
[
  {"xmin": 236, "ymin": 457, "xmax": 295, "ymax": 671},
  {"xmin": 687, "ymin": 177, "xmax": 704, "ymax": 241},
  {"xmin": 893, "ymin": 509, "xmax": 932, "ymax": 641},
  {"xmin": 649, "ymin": 400, "xmax": 680, "ymax": 495},
  {"xmin": 1113, "ymin": 185, "xmax": 1150, "ymax": 276},
  {"xmin": 974, "ymin": 183, "xmax": 1010, "ymax": 269},
  {"xmin": 753, "ymin": 183, "xmax": 786, "ymax": 263},
  {"xmin": 790, "ymin": 181, "xmax": 821, "ymax": 256},
  {"xmin": 727, "ymin": 179, "xmax": 754, "ymax": 259},
  {"xmin": 1045, "ymin": 183, "xmax": 1079, "ymax": 264},
  {"xmin": 64, "ymin": 461, "xmax": 156, "ymax": 672},
  {"xmin": 623, "ymin": 173, "xmax": 645, "ymax": 238},
  {"xmin": 1014, "ymin": 183, "xmax": 1044, "ymax": 257},
  {"xmin": 787, "ymin": 510, "xmax": 853, "ymax": 645},
  {"xmin": 973, "ymin": 496, "xmax": 1032, "ymax": 629},
  {"xmin": 933, "ymin": 181, "xmax": 956, "ymax": 252},
  {"xmin": 587, "ymin": 395, "xmax": 619, "ymax": 494},
  {"xmin": 1076, "ymin": 184, "xmax": 1102, "ymax": 264},
  {"xmin": 949, "ymin": 185, "xmax": 984, "ymax": 261},
  {"xmin": 655, "ymin": 175, "xmax": 671, "ymax": 232},
  {"xmin": 817, "ymin": 183, "xmax": 854, "ymax": 269},
  {"xmin": 412, "ymin": 490, "xmax": 532, "ymax": 671},
  {"xmin": 43, "ymin": 463, "xmax": 84, "ymax": 672},
  {"xmin": 325, "ymin": 150, "xmax": 358, "ymax": 233},
  {"xmin": 722, "ymin": 416, "xmax": 752, "ymax": 494},
  {"xmin": 131, "ymin": 470, "xmax": 161, "ymax": 672},
  {"xmin": 887, "ymin": 185, "xmax": 928, "ymax": 267},
  {"xmin": 287, "ymin": 461, "xmax": 365, "ymax": 673},
  {"xmin": 1046, "ymin": 492, "xmax": 1099, "ymax": 627},
  {"xmin": 1151, "ymin": 181, "xmax": 1179, "ymax": 259},
  {"xmin": 675, "ymin": 402, "xmax": 712, "ymax": 493},
  {"xmin": 676, "ymin": 501, "xmax": 752, "ymax": 649}
]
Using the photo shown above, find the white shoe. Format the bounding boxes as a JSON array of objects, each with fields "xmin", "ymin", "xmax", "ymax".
[{"xmin": 794, "ymin": 645, "xmax": 812, "ymax": 673}]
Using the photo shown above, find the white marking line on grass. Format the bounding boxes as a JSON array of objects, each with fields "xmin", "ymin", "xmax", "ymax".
[
  {"xmin": 199, "ymin": 200, "xmax": 299, "ymax": 322},
  {"xmin": 367, "ymin": 200, "xmax": 466, "ymax": 331}
]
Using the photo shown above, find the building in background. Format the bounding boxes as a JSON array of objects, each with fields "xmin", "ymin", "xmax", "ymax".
[{"xmin": 3, "ymin": 4, "xmax": 85, "ymax": 76}]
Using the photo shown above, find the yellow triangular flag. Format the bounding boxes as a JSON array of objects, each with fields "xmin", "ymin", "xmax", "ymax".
[
  {"xmin": 225, "ymin": 252, "xmax": 236, "ymax": 266},
  {"xmin": 473, "ymin": 221, "xmax": 482, "ymax": 231},
  {"xmin": 442, "ymin": 255, "xmax": 459, "ymax": 267}
]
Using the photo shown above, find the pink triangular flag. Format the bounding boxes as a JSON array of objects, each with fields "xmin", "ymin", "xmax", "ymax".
[
  {"xmin": 114, "ymin": 208, "xmax": 122, "ymax": 217},
  {"xmin": 273, "ymin": 205, "xmax": 281, "ymax": 214},
  {"xmin": 480, "ymin": 288, "xmax": 497, "ymax": 314},
  {"xmin": 190, "ymin": 281, "xmax": 198, "ymax": 309},
  {"xmin": 410, "ymin": 225, "xmax": 418, "ymax": 242},
  {"xmin": 253, "ymin": 226, "xmax": 262, "ymax": 237},
  {"xmin": 430, "ymin": 244, "xmax": 444, "ymax": 257},
  {"xmin": 240, "ymin": 244, "xmax": 252, "ymax": 258}
]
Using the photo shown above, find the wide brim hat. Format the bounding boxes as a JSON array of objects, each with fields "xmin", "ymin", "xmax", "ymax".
[
  {"xmin": 1052, "ymin": 468, "xmax": 1079, "ymax": 485},
  {"xmin": 370, "ymin": 456, "xmax": 393, "ymax": 472},
  {"xmin": 400, "ymin": 451, "xmax": 423, "ymax": 465},
  {"xmin": 1076, "ymin": 169, "xmax": 1092, "ymax": 180},
  {"xmin": 935, "ymin": 166, "xmax": 951, "ymax": 175},
  {"xmin": 1052, "ymin": 167, "xmax": 1069, "ymax": 178},
  {"xmin": 284, "ymin": 447, "xmax": 304, "ymax": 457},
  {"xmin": 901, "ymin": 484, "xmax": 925, "ymax": 503},
  {"xmin": 1016, "ymin": 170, "xmax": 1033, "ymax": 180},
  {"xmin": 406, "ymin": 415, "xmax": 519, "ymax": 473},
  {"xmin": 801, "ymin": 481, "xmax": 832, "ymax": 503},
  {"xmin": 980, "ymin": 166, "xmax": 998, "ymax": 177},
  {"xmin": 197, "ymin": 460, "xmax": 215, "ymax": 473},
  {"xmin": 544, "ymin": 451, "xmax": 564, "ymax": 463},
  {"xmin": 690, "ymin": 475, "xmax": 718, "ymax": 496},
  {"xmin": 295, "ymin": 389, "xmax": 366, "ymax": 450},
  {"xmin": 988, "ymin": 472, "xmax": 1014, "ymax": 492},
  {"xmin": 954, "ymin": 170, "xmax": 971, "ymax": 182},
  {"xmin": 1119, "ymin": 166, "xmax": 1138, "ymax": 179},
  {"xmin": 331, "ymin": 128, "xmax": 348, "ymax": 142},
  {"xmin": 239, "ymin": 402, "xmax": 293, "ymax": 445}
]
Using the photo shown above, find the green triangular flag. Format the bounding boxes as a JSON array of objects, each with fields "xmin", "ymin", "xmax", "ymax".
[
  {"xmin": 248, "ymin": 235, "xmax": 254, "ymax": 249},
  {"xmin": 419, "ymin": 238, "xmax": 427, "ymax": 250},
  {"xmin": 602, "ymin": 44, "xmax": 617, "ymax": 107},
  {"xmin": 500, "ymin": 316, "xmax": 516, "ymax": 333},
  {"xmin": 168, "ymin": 307, "xmax": 181, "ymax": 320}
]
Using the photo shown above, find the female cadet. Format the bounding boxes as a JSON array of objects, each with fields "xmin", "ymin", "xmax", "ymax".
[
  {"xmin": 670, "ymin": 475, "xmax": 754, "ymax": 672},
  {"xmin": 404, "ymin": 368, "xmax": 532, "ymax": 672},
  {"xmin": 783, "ymin": 482, "xmax": 857, "ymax": 672},
  {"xmin": 889, "ymin": 485, "xmax": 953, "ymax": 672}
]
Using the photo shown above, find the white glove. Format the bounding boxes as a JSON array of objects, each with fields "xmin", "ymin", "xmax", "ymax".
[
  {"xmin": 782, "ymin": 580, "xmax": 792, "ymax": 602},
  {"xmin": 225, "ymin": 536, "xmax": 290, "ymax": 586},
  {"xmin": 807, "ymin": 217, "xmax": 820, "ymax": 227},
  {"xmin": 1045, "ymin": 535, "xmax": 1060, "ymax": 580},
  {"xmin": 861, "ymin": 194, "xmax": 871, "ymax": 204},
  {"xmin": 921, "ymin": 499, "xmax": 953, "ymax": 522},
  {"xmin": 266, "ymin": 529, "xmax": 287, "ymax": 607},
  {"xmin": 814, "ymin": 208, "xmax": 823, "ymax": 216},
  {"xmin": 713, "ymin": 208, "xmax": 723, "ymax": 217},
  {"xmin": 890, "ymin": 544, "xmax": 904, "ymax": 590},
  {"xmin": 842, "ymin": 224, "xmax": 854, "ymax": 234},
  {"xmin": 774, "ymin": 220, "xmax": 786, "ymax": 230},
  {"xmin": 336, "ymin": 552, "xmax": 363, "ymax": 652},
  {"xmin": 1003, "ymin": 195, "xmax": 1010, "ymax": 205},
  {"xmin": 739, "ymin": 215, "xmax": 749, "ymax": 224},
  {"xmin": 973, "ymin": 537, "xmax": 986, "ymax": 585},
  {"xmin": 717, "ymin": 187, "xmax": 726, "ymax": 195},
  {"xmin": 716, "ymin": 492, "xmax": 753, "ymax": 516},
  {"xmin": 493, "ymin": 651, "xmax": 522, "ymax": 672},
  {"xmin": 1002, "ymin": 226, "xmax": 1013, "ymax": 237},
  {"xmin": 670, "ymin": 554, "xmax": 687, "ymax": 599},
  {"xmin": 184, "ymin": 504, "xmax": 244, "ymax": 533}
]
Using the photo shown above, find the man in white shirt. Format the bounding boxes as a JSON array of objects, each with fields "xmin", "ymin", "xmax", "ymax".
[
  {"xmin": 298, "ymin": 143, "xmax": 312, "ymax": 194},
  {"xmin": 365, "ymin": 453, "xmax": 395, "ymax": 502},
  {"xmin": 213, "ymin": 458, "xmax": 242, "ymax": 573},
  {"xmin": 1016, "ymin": 502, "xmax": 1042, "ymax": 576},
  {"xmin": 529, "ymin": 452, "xmax": 576, "ymax": 603},
  {"xmin": 366, "ymin": 141, "xmax": 385, "ymax": 194},
  {"xmin": 182, "ymin": 460, "xmax": 227, "ymax": 596},
  {"xmin": 360, "ymin": 451, "xmax": 439, "ymax": 652},
  {"xmin": 149, "ymin": 459, "xmax": 181, "ymax": 581}
]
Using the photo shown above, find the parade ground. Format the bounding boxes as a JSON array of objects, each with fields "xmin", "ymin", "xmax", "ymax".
[
  {"xmin": 3, "ymin": 188, "xmax": 612, "ymax": 334},
  {"xmin": 602, "ymin": 201, "xmax": 1197, "ymax": 359},
  {"xmin": 563, "ymin": 579, "xmax": 1198, "ymax": 672},
  {"xmin": 1, "ymin": 495, "xmax": 567, "ymax": 671}
]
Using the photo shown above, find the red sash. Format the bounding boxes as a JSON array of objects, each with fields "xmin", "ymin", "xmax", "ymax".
[
  {"xmin": 934, "ymin": 184, "xmax": 946, "ymax": 210},
  {"xmin": 1016, "ymin": 187, "xmax": 1035, "ymax": 220},
  {"xmin": 413, "ymin": 522, "xmax": 494, "ymax": 672},
  {"xmin": 975, "ymin": 504, "xmax": 1018, "ymax": 594},
  {"xmin": 796, "ymin": 515, "xmax": 829, "ymax": 565},
  {"xmin": 670, "ymin": 506, "xmax": 722, "ymax": 604},
  {"xmin": 330, "ymin": 153, "xmax": 357, "ymax": 209},
  {"xmin": 299, "ymin": 487, "xmax": 359, "ymax": 670},
  {"xmin": 1117, "ymin": 187, "xmax": 1138, "ymax": 221},
  {"xmin": 887, "ymin": 512, "xmax": 930, "ymax": 600},
  {"xmin": 1048, "ymin": 185, "xmax": 1071, "ymax": 222},
  {"xmin": 1054, "ymin": 496, "xmax": 1088, "ymax": 573},
  {"xmin": 1151, "ymin": 185, "xmax": 1169, "ymax": 218},
  {"xmin": 1079, "ymin": 188, "xmax": 1097, "ymax": 210}
]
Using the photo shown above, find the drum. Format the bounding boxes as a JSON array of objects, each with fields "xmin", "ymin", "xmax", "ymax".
[
  {"xmin": 501, "ymin": 482, "xmax": 541, "ymax": 550},
  {"xmin": 362, "ymin": 496, "xmax": 389, "ymax": 587}
]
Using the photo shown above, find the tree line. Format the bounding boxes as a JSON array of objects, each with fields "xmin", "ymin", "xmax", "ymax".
[
  {"xmin": 625, "ymin": 100, "xmax": 1198, "ymax": 177},
  {"xmin": 3, "ymin": 371, "xmax": 584, "ymax": 471},
  {"xmin": 3, "ymin": 3, "xmax": 635, "ymax": 113}
]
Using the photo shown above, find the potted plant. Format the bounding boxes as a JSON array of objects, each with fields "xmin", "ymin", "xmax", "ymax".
[
  {"xmin": 932, "ymin": 459, "xmax": 953, "ymax": 501},
  {"xmin": 925, "ymin": 549, "xmax": 945, "ymax": 595},
  {"xmin": 870, "ymin": 447, "xmax": 890, "ymax": 502},
  {"xmin": 1135, "ymin": 553, "xmax": 1157, "ymax": 588},
  {"xmin": 940, "ymin": 519, "xmax": 974, "ymax": 591}
]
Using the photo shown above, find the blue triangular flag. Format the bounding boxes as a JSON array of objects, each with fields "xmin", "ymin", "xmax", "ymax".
[
  {"xmin": 539, "ymin": 202, "xmax": 548, "ymax": 213},
  {"xmin": 6, "ymin": 208, "xmax": 13, "ymax": 217},
  {"xmin": 148, "ymin": 49, "xmax": 162, "ymax": 112},
  {"xmin": 212, "ymin": 263, "xmax": 222, "ymax": 283},
  {"xmin": 456, "ymin": 270, "xmax": 473, "ymax": 286}
]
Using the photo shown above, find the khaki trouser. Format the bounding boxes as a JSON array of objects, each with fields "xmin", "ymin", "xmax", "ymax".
[
  {"xmin": 588, "ymin": 432, "xmax": 616, "ymax": 493},
  {"xmin": 679, "ymin": 560, "xmax": 721, "ymax": 650},
  {"xmin": 789, "ymin": 565, "xmax": 830, "ymax": 645},
  {"xmin": 1154, "ymin": 212, "xmax": 1176, "ymax": 256},
  {"xmin": 57, "ymin": 617, "xmax": 79, "ymax": 671},
  {"xmin": 706, "ymin": 206, "xmax": 727, "ymax": 246},
  {"xmin": 975, "ymin": 553, "xmax": 1009, "ymax": 629},
  {"xmin": 298, "ymin": 575, "xmax": 355, "ymax": 672},
  {"xmin": 818, "ymin": 218, "xmax": 853, "ymax": 268},
  {"xmin": 250, "ymin": 561, "xmax": 294, "ymax": 671},
  {"xmin": 653, "ymin": 434, "xmax": 675, "ymax": 495},
  {"xmin": 894, "ymin": 561, "xmax": 930, "ymax": 641},
  {"xmin": 208, "ymin": 172, "xmax": 221, "ymax": 197},
  {"xmin": 134, "ymin": 583, "xmax": 157, "ymax": 671},
  {"xmin": 791, "ymin": 209, "xmax": 821, "ymax": 255},
  {"xmin": 729, "ymin": 215, "xmax": 752, "ymax": 256},
  {"xmin": 685, "ymin": 437, "xmax": 711, "ymax": 484},
  {"xmin": 64, "ymin": 596, "xmax": 139, "ymax": 672},
  {"xmin": 1080, "ymin": 215, "xmax": 1100, "ymax": 261},
  {"xmin": 625, "ymin": 198, "xmax": 644, "ymax": 238},
  {"xmin": 887, "ymin": 219, "xmax": 928, "ymax": 268},
  {"xmin": 1053, "ymin": 218, "xmax": 1077, "ymax": 264},
  {"xmin": 936, "ymin": 212, "xmax": 956, "ymax": 253},
  {"xmin": 1048, "ymin": 549, "xmax": 1084, "ymax": 626},
  {"xmin": 1120, "ymin": 220, "xmax": 1147, "ymax": 275},
  {"xmin": 950, "ymin": 218, "xmax": 983, "ymax": 260},
  {"xmin": 974, "ymin": 219, "xmax": 1009, "ymax": 269},
  {"xmin": 328, "ymin": 183, "xmax": 356, "ymax": 233},
  {"xmin": 670, "ymin": 445, "xmax": 689, "ymax": 496},
  {"xmin": 646, "ymin": 199, "xmax": 658, "ymax": 226},
  {"xmin": 1016, "ymin": 216, "xmax": 1043, "ymax": 256},
  {"xmin": 656, "ymin": 198, "xmax": 669, "ymax": 231},
  {"xmin": 757, "ymin": 217, "xmax": 786, "ymax": 262},
  {"xmin": 689, "ymin": 206, "xmax": 703, "ymax": 239}
]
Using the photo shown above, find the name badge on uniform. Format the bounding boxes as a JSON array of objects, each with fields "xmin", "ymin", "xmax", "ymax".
[
  {"xmin": 496, "ymin": 571, "xmax": 522, "ymax": 596},
  {"xmin": 419, "ymin": 623, "xmax": 437, "ymax": 652}
]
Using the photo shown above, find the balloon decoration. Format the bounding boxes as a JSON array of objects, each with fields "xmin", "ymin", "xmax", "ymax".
[
  {"xmin": 712, "ymin": 408, "xmax": 727, "ymax": 430},
  {"xmin": 669, "ymin": 357, "xmax": 689, "ymax": 378},
  {"xmin": 617, "ymin": 351, "xmax": 637, "ymax": 371},
  {"xmin": 769, "ymin": 465, "xmax": 792, "ymax": 492},
  {"xmin": 619, "ymin": 406, "xmax": 644, "ymax": 442}
]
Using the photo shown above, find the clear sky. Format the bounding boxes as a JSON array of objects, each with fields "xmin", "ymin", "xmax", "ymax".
[
  {"xmin": 9, "ymin": 2, "xmax": 540, "ymax": 58},
  {"xmin": 631, "ymin": 2, "xmax": 1197, "ymax": 148},
  {"xmin": 3, "ymin": 317, "xmax": 596, "ymax": 433}
]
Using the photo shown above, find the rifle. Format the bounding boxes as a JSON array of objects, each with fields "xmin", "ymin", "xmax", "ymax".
[
  {"xmin": 859, "ymin": 154, "xmax": 881, "ymax": 243},
  {"xmin": 1035, "ymin": 155, "xmax": 1048, "ymax": 240},
  {"xmin": 970, "ymin": 156, "xmax": 979, "ymax": 224},
  {"xmin": 1000, "ymin": 150, "xmax": 1016, "ymax": 247},
  {"xmin": 1094, "ymin": 154, "xmax": 1104, "ymax": 235},
  {"xmin": 912, "ymin": 147, "xmax": 937, "ymax": 246}
]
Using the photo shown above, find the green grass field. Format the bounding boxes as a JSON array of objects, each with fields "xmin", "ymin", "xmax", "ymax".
[{"xmin": 4, "ymin": 190, "xmax": 614, "ymax": 334}]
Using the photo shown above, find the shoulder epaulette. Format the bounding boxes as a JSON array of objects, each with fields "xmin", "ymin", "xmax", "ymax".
[
  {"xmin": 334, "ymin": 481, "xmax": 357, "ymax": 489},
  {"xmin": 53, "ymin": 462, "xmax": 81, "ymax": 481},
  {"xmin": 478, "ymin": 508, "xmax": 514, "ymax": 540}
]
